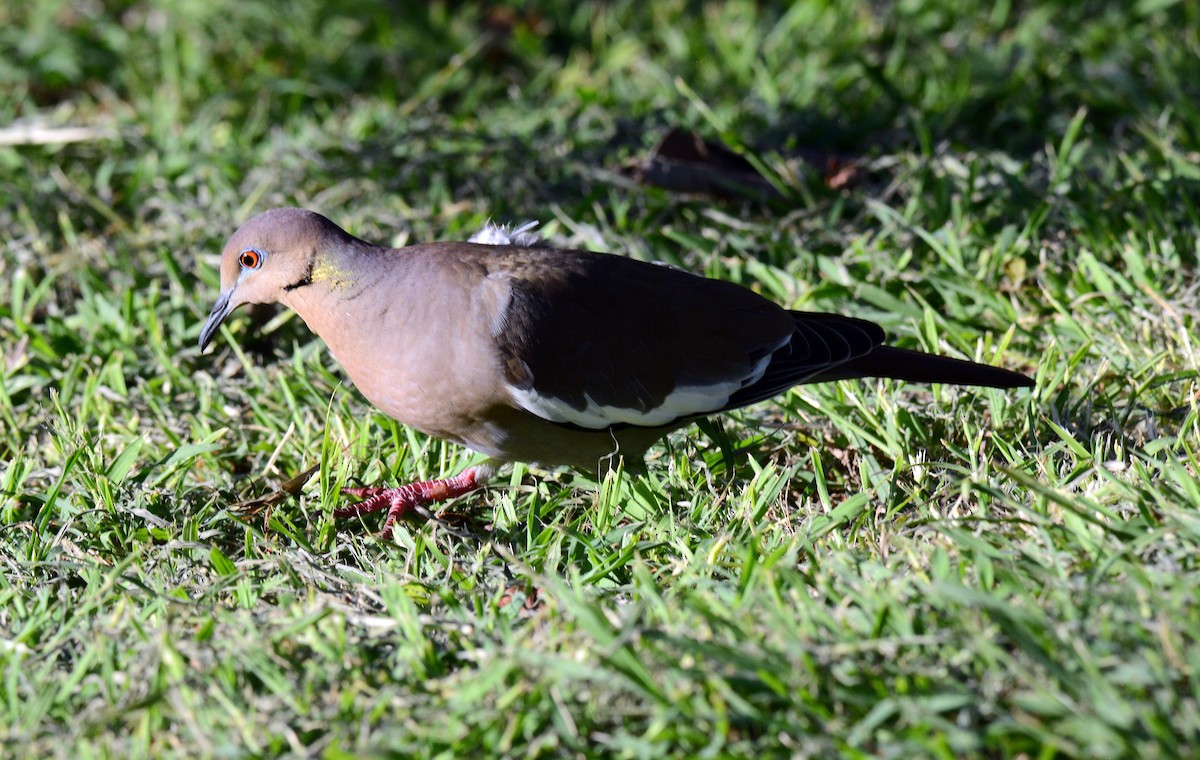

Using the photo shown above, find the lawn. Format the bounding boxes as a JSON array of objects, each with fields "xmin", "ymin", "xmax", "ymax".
[{"xmin": 1, "ymin": 0, "xmax": 1199, "ymax": 757}]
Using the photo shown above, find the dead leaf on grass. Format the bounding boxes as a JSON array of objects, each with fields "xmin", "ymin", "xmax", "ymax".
[
  {"xmin": 620, "ymin": 126, "xmax": 867, "ymax": 200},
  {"xmin": 231, "ymin": 464, "xmax": 320, "ymax": 521}
]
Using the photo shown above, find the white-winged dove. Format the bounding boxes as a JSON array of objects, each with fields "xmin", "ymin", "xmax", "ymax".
[{"xmin": 199, "ymin": 208, "xmax": 1032, "ymax": 537}]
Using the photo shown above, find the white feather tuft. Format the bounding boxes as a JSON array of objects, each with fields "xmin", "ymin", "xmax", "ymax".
[{"xmin": 469, "ymin": 220, "xmax": 543, "ymax": 247}]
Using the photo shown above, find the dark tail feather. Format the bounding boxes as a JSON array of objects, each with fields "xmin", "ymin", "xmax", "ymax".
[{"xmin": 819, "ymin": 346, "xmax": 1034, "ymax": 389}]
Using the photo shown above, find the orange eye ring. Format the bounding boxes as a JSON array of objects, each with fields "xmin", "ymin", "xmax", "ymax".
[{"xmin": 239, "ymin": 250, "xmax": 263, "ymax": 269}]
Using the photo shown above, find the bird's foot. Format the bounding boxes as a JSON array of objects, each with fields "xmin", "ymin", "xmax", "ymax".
[{"xmin": 335, "ymin": 466, "xmax": 487, "ymax": 539}]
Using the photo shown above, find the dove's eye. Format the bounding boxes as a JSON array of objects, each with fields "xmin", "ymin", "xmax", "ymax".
[{"xmin": 239, "ymin": 250, "xmax": 263, "ymax": 269}]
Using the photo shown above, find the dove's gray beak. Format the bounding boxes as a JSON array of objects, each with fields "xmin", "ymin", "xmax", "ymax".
[{"xmin": 198, "ymin": 289, "xmax": 233, "ymax": 351}]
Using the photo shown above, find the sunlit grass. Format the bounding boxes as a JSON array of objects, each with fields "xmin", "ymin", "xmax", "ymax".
[{"xmin": 2, "ymin": 0, "xmax": 1199, "ymax": 756}]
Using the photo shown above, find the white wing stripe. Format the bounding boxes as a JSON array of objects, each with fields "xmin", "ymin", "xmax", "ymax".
[
  {"xmin": 510, "ymin": 381, "xmax": 738, "ymax": 429},
  {"xmin": 509, "ymin": 334, "xmax": 789, "ymax": 429},
  {"xmin": 508, "ymin": 348, "xmax": 777, "ymax": 429}
]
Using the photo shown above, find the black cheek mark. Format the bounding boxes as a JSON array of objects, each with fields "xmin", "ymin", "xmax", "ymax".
[{"xmin": 283, "ymin": 262, "xmax": 315, "ymax": 293}]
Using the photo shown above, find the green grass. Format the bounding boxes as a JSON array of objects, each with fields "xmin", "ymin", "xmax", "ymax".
[{"xmin": 2, "ymin": 0, "xmax": 1199, "ymax": 757}]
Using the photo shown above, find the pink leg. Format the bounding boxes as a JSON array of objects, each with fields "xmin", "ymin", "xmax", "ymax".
[{"xmin": 335, "ymin": 466, "xmax": 488, "ymax": 539}]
